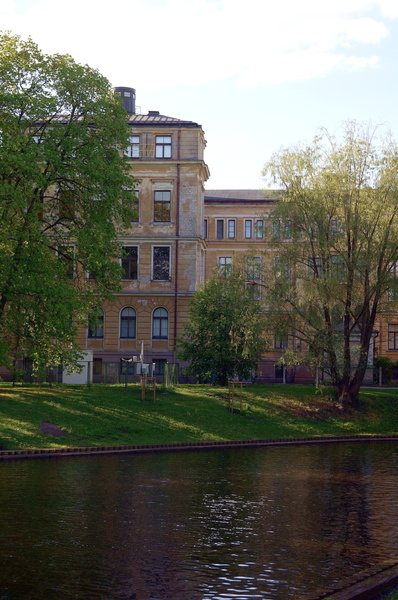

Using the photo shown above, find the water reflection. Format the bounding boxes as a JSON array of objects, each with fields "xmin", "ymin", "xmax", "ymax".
[{"xmin": 0, "ymin": 443, "xmax": 398, "ymax": 599}]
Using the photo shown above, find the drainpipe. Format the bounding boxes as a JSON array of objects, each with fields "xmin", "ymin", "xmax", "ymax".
[{"xmin": 173, "ymin": 130, "xmax": 181, "ymax": 359}]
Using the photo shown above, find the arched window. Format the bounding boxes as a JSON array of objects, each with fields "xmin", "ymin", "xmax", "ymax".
[
  {"xmin": 88, "ymin": 309, "xmax": 104, "ymax": 339},
  {"xmin": 120, "ymin": 307, "xmax": 136, "ymax": 339},
  {"xmin": 152, "ymin": 307, "xmax": 168, "ymax": 340}
]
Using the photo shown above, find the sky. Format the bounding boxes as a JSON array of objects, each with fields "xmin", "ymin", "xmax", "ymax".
[{"xmin": 2, "ymin": 0, "xmax": 398, "ymax": 189}]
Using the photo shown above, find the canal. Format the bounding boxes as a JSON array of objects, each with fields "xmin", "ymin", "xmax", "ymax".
[{"xmin": 1, "ymin": 442, "xmax": 398, "ymax": 599}]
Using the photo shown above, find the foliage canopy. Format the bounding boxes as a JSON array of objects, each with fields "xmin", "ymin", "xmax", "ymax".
[
  {"xmin": 261, "ymin": 121, "xmax": 398, "ymax": 406},
  {"xmin": 0, "ymin": 32, "xmax": 136, "ymax": 376},
  {"xmin": 178, "ymin": 261, "xmax": 268, "ymax": 385}
]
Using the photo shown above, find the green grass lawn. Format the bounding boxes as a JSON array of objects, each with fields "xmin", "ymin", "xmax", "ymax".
[{"xmin": 1, "ymin": 382, "xmax": 398, "ymax": 450}]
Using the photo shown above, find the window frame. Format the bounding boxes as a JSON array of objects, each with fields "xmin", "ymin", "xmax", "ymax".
[
  {"xmin": 57, "ymin": 245, "xmax": 75, "ymax": 279},
  {"xmin": 58, "ymin": 189, "xmax": 75, "ymax": 221},
  {"xmin": 388, "ymin": 324, "xmax": 398, "ymax": 350},
  {"xmin": 131, "ymin": 193, "xmax": 139, "ymax": 222},
  {"xmin": 256, "ymin": 219, "xmax": 264, "ymax": 239},
  {"xmin": 244, "ymin": 219, "xmax": 253, "ymax": 239},
  {"xmin": 273, "ymin": 219, "xmax": 281, "ymax": 239},
  {"xmin": 154, "ymin": 190, "xmax": 171, "ymax": 222},
  {"xmin": 155, "ymin": 135, "xmax": 172, "ymax": 159},
  {"xmin": 216, "ymin": 219, "xmax": 224, "ymax": 239},
  {"xmin": 121, "ymin": 246, "xmax": 138, "ymax": 280},
  {"xmin": 88, "ymin": 309, "xmax": 104, "ymax": 339},
  {"xmin": 228, "ymin": 219, "xmax": 236, "ymax": 239},
  {"xmin": 152, "ymin": 307, "xmax": 169, "ymax": 339},
  {"xmin": 218, "ymin": 256, "xmax": 232, "ymax": 273},
  {"xmin": 152, "ymin": 246, "xmax": 171, "ymax": 281},
  {"xmin": 120, "ymin": 306, "xmax": 137, "ymax": 339},
  {"xmin": 274, "ymin": 333, "xmax": 288, "ymax": 349},
  {"xmin": 154, "ymin": 358, "xmax": 167, "ymax": 376},
  {"xmin": 126, "ymin": 135, "xmax": 140, "ymax": 159}
]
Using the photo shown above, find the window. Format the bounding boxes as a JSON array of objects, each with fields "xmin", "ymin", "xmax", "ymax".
[
  {"xmin": 120, "ymin": 359, "xmax": 134, "ymax": 375},
  {"xmin": 388, "ymin": 262, "xmax": 398, "ymax": 300},
  {"xmin": 247, "ymin": 256, "xmax": 261, "ymax": 299},
  {"xmin": 58, "ymin": 190, "xmax": 75, "ymax": 220},
  {"xmin": 275, "ymin": 333, "xmax": 288, "ymax": 349},
  {"xmin": 153, "ymin": 246, "xmax": 171, "ymax": 280},
  {"xmin": 203, "ymin": 219, "xmax": 208, "ymax": 239},
  {"xmin": 121, "ymin": 247, "xmax": 138, "ymax": 280},
  {"xmin": 228, "ymin": 219, "xmax": 236, "ymax": 239},
  {"xmin": 131, "ymin": 195, "xmax": 139, "ymax": 222},
  {"xmin": 155, "ymin": 136, "xmax": 172, "ymax": 158},
  {"xmin": 126, "ymin": 135, "xmax": 140, "ymax": 158},
  {"xmin": 273, "ymin": 219, "xmax": 281, "ymax": 238},
  {"xmin": 256, "ymin": 220, "xmax": 264, "ymax": 239},
  {"xmin": 57, "ymin": 245, "xmax": 74, "ymax": 278},
  {"xmin": 154, "ymin": 190, "xmax": 171, "ymax": 221},
  {"xmin": 216, "ymin": 219, "xmax": 224, "ymax": 239},
  {"xmin": 274, "ymin": 255, "xmax": 290, "ymax": 279},
  {"xmin": 245, "ymin": 220, "xmax": 252, "ymax": 239},
  {"xmin": 388, "ymin": 324, "xmax": 398, "ymax": 350},
  {"xmin": 93, "ymin": 358, "xmax": 102, "ymax": 376},
  {"xmin": 331, "ymin": 255, "xmax": 345, "ymax": 279},
  {"xmin": 88, "ymin": 309, "xmax": 104, "ymax": 339},
  {"xmin": 152, "ymin": 307, "xmax": 168, "ymax": 339},
  {"xmin": 120, "ymin": 307, "xmax": 136, "ymax": 339},
  {"xmin": 218, "ymin": 256, "xmax": 232, "ymax": 273},
  {"xmin": 285, "ymin": 220, "xmax": 292, "ymax": 239},
  {"xmin": 247, "ymin": 256, "xmax": 261, "ymax": 279},
  {"xmin": 154, "ymin": 358, "xmax": 167, "ymax": 376}
]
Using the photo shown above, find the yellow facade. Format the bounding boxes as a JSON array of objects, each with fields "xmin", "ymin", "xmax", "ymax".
[{"xmin": 73, "ymin": 98, "xmax": 209, "ymax": 380}]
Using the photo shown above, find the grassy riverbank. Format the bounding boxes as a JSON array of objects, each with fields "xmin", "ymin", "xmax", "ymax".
[{"xmin": 0, "ymin": 383, "xmax": 398, "ymax": 450}]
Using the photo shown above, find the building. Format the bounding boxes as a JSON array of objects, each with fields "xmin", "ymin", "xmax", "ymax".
[
  {"xmin": 203, "ymin": 189, "xmax": 315, "ymax": 383},
  {"xmin": 1, "ymin": 88, "xmax": 396, "ymax": 384},
  {"xmin": 75, "ymin": 87, "xmax": 210, "ymax": 382}
]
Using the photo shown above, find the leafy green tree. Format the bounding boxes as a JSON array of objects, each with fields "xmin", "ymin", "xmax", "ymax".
[
  {"xmin": 178, "ymin": 260, "xmax": 267, "ymax": 385},
  {"xmin": 0, "ymin": 32, "xmax": 136, "ymax": 377},
  {"xmin": 261, "ymin": 121, "xmax": 398, "ymax": 407}
]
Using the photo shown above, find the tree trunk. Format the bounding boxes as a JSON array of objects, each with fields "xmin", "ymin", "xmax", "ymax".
[{"xmin": 337, "ymin": 377, "xmax": 363, "ymax": 409}]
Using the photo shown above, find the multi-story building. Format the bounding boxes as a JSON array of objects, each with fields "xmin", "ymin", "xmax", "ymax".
[
  {"xmin": 203, "ymin": 189, "xmax": 314, "ymax": 383},
  {"xmin": 74, "ymin": 87, "xmax": 210, "ymax": 381}
]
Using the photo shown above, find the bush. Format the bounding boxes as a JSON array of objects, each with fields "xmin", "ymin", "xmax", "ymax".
[{"xmin": 373, "ymin": 357, "xmax": 395, "ymax": 384}]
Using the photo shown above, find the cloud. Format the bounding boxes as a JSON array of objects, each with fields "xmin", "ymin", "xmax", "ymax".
[{"xmin": 0, "ymin": 0, "xmax": 395, "ymax": 89}]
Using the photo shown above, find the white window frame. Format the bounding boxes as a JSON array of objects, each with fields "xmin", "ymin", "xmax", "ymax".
[
  {"xmin": 155, "ymin": 135, "xmax": 172, "ymax": 158},
  {"xmin": 126, "ymin": 135, "xmax": 140, "ymax": 158}
]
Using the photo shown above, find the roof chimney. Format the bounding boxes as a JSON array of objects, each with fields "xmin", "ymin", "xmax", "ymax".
[{"xmin": 114, "ymin": 87, "xmax": 136, "ymax": 114}]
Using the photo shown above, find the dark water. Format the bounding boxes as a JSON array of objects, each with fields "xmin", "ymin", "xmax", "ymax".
[{"xmin": 1, "ymin": 443, "xmax": 398, "ymax": 600}]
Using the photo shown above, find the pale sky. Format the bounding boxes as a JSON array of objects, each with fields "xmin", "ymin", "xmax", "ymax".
[{"xmin": 2, "ymin": 0, "xmax": 398, "ymax": 189}]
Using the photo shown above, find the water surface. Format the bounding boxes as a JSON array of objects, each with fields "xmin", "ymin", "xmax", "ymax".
[{"xmin": 1, "ymin": 442, "xmax": 398, "ymax": 599}]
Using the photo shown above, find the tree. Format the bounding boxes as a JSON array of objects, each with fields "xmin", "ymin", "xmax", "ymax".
[
  {"xmin": 178, "ymin": 260, "xmax": 268, "ymax": 385},
  {"xmin": 261, "ymin": 121, "xmax": 398, "ymax": 407},
  {"xmin": 0, "ymin": 32, "xmax": 137, "ymax": 377}
]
